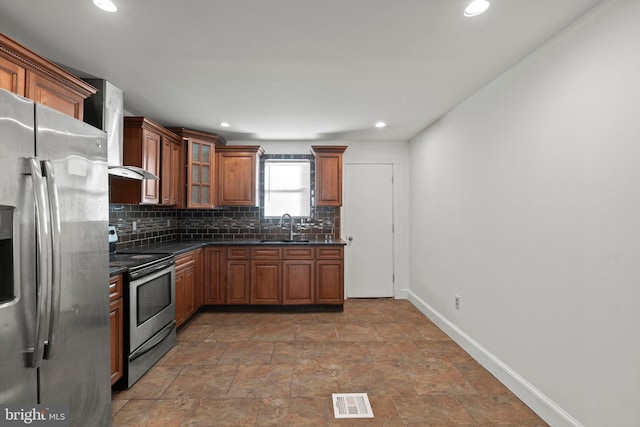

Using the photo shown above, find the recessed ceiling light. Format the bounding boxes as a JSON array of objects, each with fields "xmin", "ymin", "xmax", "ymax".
[
  {"xmin": 375, "ymin": 121, "xmax": 387, "ymax": 128},
  {"xmin": 93, "ymin": 0, "xmax": 118, "ymax": 12},
  {"xmin": 220, "ymin": 122, "xmax": 230, "ymax": 128},
  {"xmin": 464, "ymin": 0, "xmax": 490, "ymax": 17}
]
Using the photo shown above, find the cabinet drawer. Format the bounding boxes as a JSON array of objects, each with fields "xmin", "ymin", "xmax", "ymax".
[
  {"xmin": 316, "ymin": 247, "xmax": 344, "ymax": 259},
  {"xmin": 283, "ymin": 247, "xmax": 314, "ymax": 260},
  {"xmin": 227, "ymin": 247, "xmax": 250, "ymax": 259},
  {"xmin": 175, "ymin": 250, "xmax": 196, "ymax": 268},
  {"xmin": 109, "ymin": 274, "xmax": 123, "ymax": 302},
  {"xmin": 251, "ymin": 247, "xmax": 282, "ymax": 259}
]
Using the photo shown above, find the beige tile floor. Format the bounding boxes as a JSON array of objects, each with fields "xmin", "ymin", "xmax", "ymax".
[{"xmin": 112, "ymin": 299, "xmax": 548, "ymax": 426}]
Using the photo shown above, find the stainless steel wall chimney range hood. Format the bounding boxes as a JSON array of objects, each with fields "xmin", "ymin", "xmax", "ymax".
[{"xmin": 83, "ymin": 79, "xmax": 158, "ymax": 180}]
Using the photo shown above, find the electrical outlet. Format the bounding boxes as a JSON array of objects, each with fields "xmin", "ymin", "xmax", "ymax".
[
  {"xmin": 132, "ymin": 221, "xmax": 137, "ymax": 232},
  {"xmin": 455, "ymin": 295, "xmax": 460, "ymax": 310}
]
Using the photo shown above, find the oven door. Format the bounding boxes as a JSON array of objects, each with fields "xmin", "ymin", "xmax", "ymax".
[{"xmin": 128, "ymin": 264, "xmax": 176, "ymax": 352}]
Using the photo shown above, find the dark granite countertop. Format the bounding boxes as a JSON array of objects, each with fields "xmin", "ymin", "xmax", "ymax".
[
  {"xmin": 109, "ymin": 265, "xmax": 128, "ymax": 276},
  {"xmin": 120, "ymin": 238, "xmax": 346, "ymax": 256}
]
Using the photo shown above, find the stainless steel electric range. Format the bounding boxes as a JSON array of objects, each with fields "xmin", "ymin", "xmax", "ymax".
[{"xmin": 109, "ymin": 227, "xmax": 176, "ymax": 388}]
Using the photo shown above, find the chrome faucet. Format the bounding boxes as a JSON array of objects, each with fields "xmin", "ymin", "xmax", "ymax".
[{"xmin": 279, "ymin": 213, "xmax": 295, "ymax": 241}]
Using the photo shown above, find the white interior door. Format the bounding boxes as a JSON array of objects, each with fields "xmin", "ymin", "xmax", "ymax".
[{"xmin": 343, "ymin": 163, "xmax": 394, "ymax": 298}]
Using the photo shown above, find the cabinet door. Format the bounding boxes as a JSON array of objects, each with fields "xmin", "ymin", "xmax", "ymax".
[
  {"xmin": 193, "ymin": 248, "xmax": 204, "ymax": 309},
  {"xmin": 175, "ymin": 264, "xmax": 196, "ymax": 327},
  {"xmin": 217, "ymin": 151, "xmax": 257, "ymax": 206},
  {"xmin": 187, "ymin": 139, "xmax": 215, "ymax": 208},
  {"xmin": 141, "ymin": 129, "xmax": 161, "ymax": 204},
  {"xmin": 175, "ymin": 266, "xmax": 186, "ymax": 326},
  {"xmin": 226, "ymin": 260, "xmax": 250, "ymax": 304},
  {"xmin": 312, "ymin": 146, "xmax": 347, "ymax": 206},
  {"xmin": 251, "ymin": 260, "xmax": 282, "ymax": 304},
  {"xmin": 25, "ymin": 71, "xmax": 85, "ymax": 119},
  {"xmin": 183, "ymin": 264, "xmax": 196, "ymax": 320},
  {"xmin": 0, "ymin": 56, "xmax": 25, "ymax": 95},
  {"xmin": 283, "ymin": 260, "xmax": 314, "ymax": 305},
  {"xmin": 109, "ymin": 298, "xmax": 124, "ymax": 385},
  {"xmin": 158, "ymin": 136, "xmax": 181, "ymax": 206},
  {"xmin": 205, "ymin": 248, "xmax": 225, "ymax": 304},
  {"xmin": 315, "ymin": 153, "xmax": 342, "ymax": 206},
  {"xmin": 176, "ymin": 252, "xmax": 197, "ymax": 327},
  {"xmin": 316, "ymin": 260, "xmax": 344, "ymax": 304},
  {"xmin": 160, "ymin": 138, "xmax": 172, "ymax": 205},
  {"xmin": 171, "ymin": 140, "xmax": 182, "ymax": 206}
]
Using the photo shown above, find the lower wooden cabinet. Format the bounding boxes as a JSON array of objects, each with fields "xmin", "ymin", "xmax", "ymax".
[
  {"xmin": 283, "ymin": 260, "xmax": 315, "ymax": 304},
  {"xmin": 175, "ymin": 244, "xmax": 343, "ymax": 315},
  {"xmin": 226, "ymin": 260, "xmax": 251, "ymax": 304},
  {"xmin": 283, "ymin": 247, "xmax": 315, "ymax": 305},
  {"xmin": 251, "ymin": 260, "xmax": 282, "ymax": 304},
  {"xmin": 205, "ymin": 247, "xmax": 225, "ymax": 304},
  {"xmin": 250, "ymin": 247, "xmax": 281, "ymax": 304},
  {"xmin": 316, "ymin": 247, "xmax": 344, "ymax": 304},
  {"xmin": 203, "ymin": 244, "xmax": 344, "ymax": 306},
  {"xmin": 226, "ymin": 247, "xmax": 250, "ymax": 304},
  {"xmin": 316, "ymin": 260, "xmax": 344, "ymax": 304},
  {"xmin": 193, "ymin": 248, "xmax": 204, "ymax": 310},
  {"xmin": 108, "ymin": 274, "xmax": 124, "ymax": 385},
  {"xmin": 175, "ymin": 250, "xmax": 201, "ymax": 327}
]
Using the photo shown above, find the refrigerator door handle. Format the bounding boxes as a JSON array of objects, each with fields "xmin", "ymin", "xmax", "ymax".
[
  {"xmin": 42, "ymin": 160, "xmax": 61, "ymax": 360},
  {"xmin": 27, "ymin": 157, "xmax": 52, "ymax": 368}
]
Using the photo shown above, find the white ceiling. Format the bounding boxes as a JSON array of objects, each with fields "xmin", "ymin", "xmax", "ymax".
[{"xmin": 0, "ymin": 0, "xmax": 604, "ymax": 142}]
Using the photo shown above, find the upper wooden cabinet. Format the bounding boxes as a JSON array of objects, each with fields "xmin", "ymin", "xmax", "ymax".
[
  {"xmin": 169, "ymin": 128, "xmax": 226, "ymax": 209},
  {"xmin": 312, "ymin": 146, "xmax": 348, "ymax": 206},
  {"xmin": 216, "ymin": 145, "xmax": 264, "ymax": 207},
  {"xmin": 110, "ymin": 117, "xmax": 180, "ymax": 205},
  {"xmin": 0, "ymin": 33, "xmax": 96, "ymax": 119},
  {"xmin": 0, "ymin": 55, "xmax": 25, "ymax": 96},
  {"xmin": 159, "ymin": 134, "xmax": 182, "ymax": 206}
]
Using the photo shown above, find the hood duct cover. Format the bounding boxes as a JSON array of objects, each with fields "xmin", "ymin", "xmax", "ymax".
[{"xmin": 83, "ymin": 79, "xmax": 158, "ymax": 180}]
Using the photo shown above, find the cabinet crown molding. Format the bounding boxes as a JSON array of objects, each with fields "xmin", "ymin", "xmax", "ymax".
[
  {"xmin": 311, "ymin": 145, "xmax": 348, "ymax": 154},
  {"xmin": 125, "ymin": 116, "xmax": 181, "ymax": 142},
  {"xmin": 0, "ymin": 32, "xmax": 97, "ymax": 98},
  {"xmin": 169, "ymin": 127, "xmax": 227, "ymax": 145}
]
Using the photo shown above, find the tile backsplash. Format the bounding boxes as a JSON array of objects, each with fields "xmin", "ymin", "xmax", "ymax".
[
  {"xmin": 109, "ymin": 204, "xmax": 178, "ymax": 250},
  {"xmin": 109, "ymin": 204, "xmax": 340, "ymax": 251}
]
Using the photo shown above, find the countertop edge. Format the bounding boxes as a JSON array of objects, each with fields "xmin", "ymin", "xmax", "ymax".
[{"xmin": 119, "ymin": 239, "xmax": 347, "ymax": 256}]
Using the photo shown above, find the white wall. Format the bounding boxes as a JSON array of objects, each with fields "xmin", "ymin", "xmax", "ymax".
[
  {"xmin": 408, "ymin": 0, "xmax": 640, "ymax": 425},
  {"xmin": 231, "ymin": 139, "xmax": 411, "ymax": 296}
]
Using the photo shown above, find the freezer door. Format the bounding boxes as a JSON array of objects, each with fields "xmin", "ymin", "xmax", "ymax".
[
  {"xmin": 0, "ymin": 89, "xmax": 38, "ymax": 404},
  {"xmin": 34, "ymin": 103, "xmax": 111, "ymax": 427}
]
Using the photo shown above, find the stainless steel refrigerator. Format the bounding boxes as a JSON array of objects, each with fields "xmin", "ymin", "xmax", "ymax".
[{"xmin": 0, "ymin": 88, "xmax": 111, "ymax": 426}]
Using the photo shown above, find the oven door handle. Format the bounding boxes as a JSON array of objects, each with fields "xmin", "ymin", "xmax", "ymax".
[{"xmin": 129, "ymin": 321, "xmax": 176, "ymax": 362}]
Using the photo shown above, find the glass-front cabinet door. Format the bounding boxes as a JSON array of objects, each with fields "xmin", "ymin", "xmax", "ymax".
[{"xmin": 187, "ymin": 138, "xmax": 216, "ymax": 208}]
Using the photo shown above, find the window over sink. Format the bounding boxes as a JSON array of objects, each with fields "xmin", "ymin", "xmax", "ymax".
[{"xmin": 263, "ymin": 159, "xmax": 311, "ymax": 218}]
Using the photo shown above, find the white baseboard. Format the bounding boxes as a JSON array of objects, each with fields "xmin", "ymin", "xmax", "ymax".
[{"xmin": 407, "ymin": 290, "xmax": 583, "ymax": 427}]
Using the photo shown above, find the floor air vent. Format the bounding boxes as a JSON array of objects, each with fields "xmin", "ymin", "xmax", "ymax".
[{"xmin": 332, "ymin": 393, "xmax": 374, "ymax": 419}]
